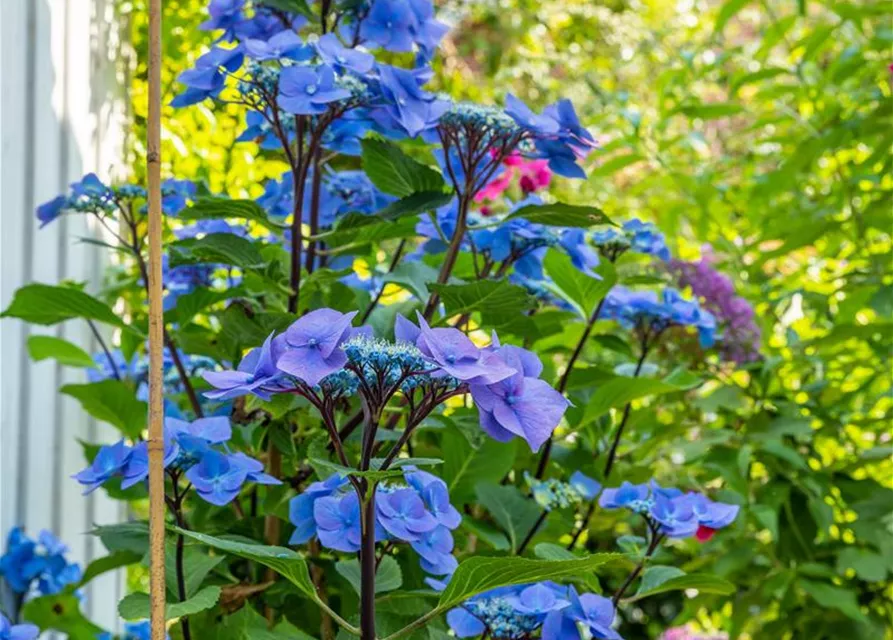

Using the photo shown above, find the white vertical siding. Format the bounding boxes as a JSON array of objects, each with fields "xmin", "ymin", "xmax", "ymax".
[{"xmin": 1, "ymin": 0, "xmax": 127, "ymax": 633}]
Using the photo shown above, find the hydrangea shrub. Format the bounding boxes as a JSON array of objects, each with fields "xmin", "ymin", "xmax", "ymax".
[{"xmin": 1, "ymin": 0, "xmax": 771, "ymax": 638}]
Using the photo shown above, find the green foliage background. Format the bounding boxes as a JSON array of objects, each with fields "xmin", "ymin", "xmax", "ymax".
[{"xmin": 111, "ymin": 0, "xmax": 892, "ymax": 637}]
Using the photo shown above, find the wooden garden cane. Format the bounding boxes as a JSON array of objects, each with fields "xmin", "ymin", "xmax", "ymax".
[{"xmin": 146, "ymin": 0, "xmax": 167, "ymax": 636}]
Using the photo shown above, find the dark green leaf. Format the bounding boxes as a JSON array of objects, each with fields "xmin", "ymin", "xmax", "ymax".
[
  {"xmin": 118, "ymin": 585, "xmax": 221, "ymax": 620},
  {"xmin": 336, "ymin": 556, "xmax": 403, "ymax": 595},
  {"xmin": 375, "ymin": 190, "xmax": 454, "ymax": 221},
  {"xmin": 170, "ymin": 233, "xmax": 266, "ymax": 269},
  {"xmin": 543, "ymin": 251, "xmax": 616, "ymax": 318},
  {"xmin": 2, "ymin": 283, "xmax": 127, "ymax": 328},
  {"xmin": 361, "ymin": 138, "xmax": 445, "ymax": 197},
  {"xmin": 476, "ymin": 483, "xmax": 543, "ymax": 553},
  {"xmin": 502, "ymin": 203, "xmax": 614, "ymax": 228},
  {"xmin": 179, "ymin": 197, "xmax": 282, "ymax": 229},
  {"xmin": 61, "ymin": 381, "xmax": 147, "ymax": 439},
  {"xmin": 78, "ymin": 550, "xmax": 142, "ymax": 588},
  {"xmin": 626, "ymin": 572, "xmax": 735, "ymax": 601},
  {"xmin": 23, "ymin": 593, "xmax": 104, "ymax": 640},
  {"xmin": 27, "ymin": 335, "xmax": 95, "ymax": 367},
  {"xmin": 429, "ymin": 281, "xmax": 535, "ymax": 331}
]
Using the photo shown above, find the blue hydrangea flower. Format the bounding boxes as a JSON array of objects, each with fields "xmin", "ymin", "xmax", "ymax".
[
  {"xmin": 359, "ymin": 0, "xmax": 417, "ymax": 52},
  {"xmin": 373, "ymin": 65, "xmax": 449, "ymax": 137},
  {"xmin": 412, "ymin": 314, "xmax": 515, "ymax": 384},
  {"xmin": 314, "ymin": 491, "xmax": 363, "ymax": 552},
  {"xmin": 171, "ymin": 46, "xmax": 244, "ymax": 107},
  {"xmin": 161, "ymin": 178, "xmax": 197, "ymax": 215},
  {"xmin": 204, "ymin": 332, "xmax": 285, "ymax": 400},
  {"xmin": 289, "ymin": 475, "xmax": 348, "ymax": 545},
  {"xmin": 542, "ymin": 587, "xmax": 621, "ymax": 640},
  {"xmin": 470, "ymin": 345, "xmax": 568, "ymax": 452},
  {"xmin": 411, "ymin": 525, "xmax": 457, "ymax": 576},
  {"xmin": 72, "ymin": 440, "xmax": 132, "ymax": 495},
  {"xmin": 200, "ymin": 0, "xmax": 246, "ymax": 39},
  {"xmin": 603, "ymin": 287, "xmax": 717, "ymax": 348},
  {"xmin": 650, "ymin": 494, "xmax": 699, "ymax": 538},
  {"xmin": 569, "ymin": 471, "xmax": 602, "ymax": 501},
  {"xmin": 316, "ymin": 34, "xmax": 375, "ymax": 74},
  {"xmin": 275, "ymin": 309, "xmax": 357, "ymax": 386},
  {"xmin": 278, "ymin": 65, "xmax": 351, "ymax": 115},
  {"xmin": 185, "ymin": 450, "xmax": 249, "ymax": 506},
  {"xmin": 0, "ymin": 613, "xmax": 39, "ymax": 640},
  {"xmin": 0, "ymin": 529, "xmax": 81, "ymax": 598},
  {"xmin": 598, "ymin": 481, "xmax": 652, "ymax": 512},
  {"xmin": 376, "ymin": 488, "xmax": 438, "ymax": 541},
  {"xmin": 243, "ymin": 30, "xmax": 313, "ymax": 61}
]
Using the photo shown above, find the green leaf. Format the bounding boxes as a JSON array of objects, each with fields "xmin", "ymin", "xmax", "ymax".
[
  {"xmin": 361, "ymin": 138, "xmax": 445, "ymax": 197},
  {"xmin": 170, "ymin": 233, "xmax": 266, "ymax": 269},
  {"xmin": 171, "ymin": 527, "xmax": 359, "ymax": 634},
  {"xmin": 170, "ymin": 286, "xmax": 245, "ymax": 324},
  {"xmin": 476, "ymin": 483, "xmax": 543, "ymax": 553},
  {"xmin": 461, "ymin": 519, "xmax": 510, "ymax": 551},
  {"xmin": 625, "ymin": 572, "xmax": 735, "ymax": 601},
  {"xmin": 218, "ymin": 605, "xmax": 318, "ymax": 640},
  {"xmin": 2, "ymin": 283, "xmax": 127, "ymax": 328},
  {"xmin": 633, "ymin": 566, "xmax": 686, "ymax": 596},
  {"xmin": 676, "ymin": 103, "xmax": 744, "ymax": 119},
  {"xmin": 533, "ymin": 544, "xmax": 603, "ymax": 592},
  {"xmin": 591, "ymin": 153, "xmax": 645, "ymax": 177},
  {"xmin": 436, "ymin": 553, "xmax": 622, "ymax": 611},
  {"xmin": 178, "ymin": 197, "xmax": 282, "ymax": 229},
  {"xmin": 836, "ymin": 547, "xmax": 888, "ymax": 582},
  {"xmin": 22, "ymin": 593, "xmax": 104, "ymax": 640},
  {"xmin": 319, "ymin": 214, "xmax": 419, "ymax": 249},
  {"xmin": 580, "ymin": 374, "xmax": 695, "ymax": 426},
  {"xmin": 336, "ymin": 556, "xmax": 403, "ymax": 595},
  {"xmin": 442, "ymin": 424, "xmax": 518, "ymax": 504},
  {"xmin": 165, "ymin": 542, "xmax": 225, "ymax": 598},
  {"xmin": 92, "ymin": 521, "xmax": 150, "ymax": 554},
  {"xmin": 77, "ymin": 550, "xmax": 142, "ymax": 588},
  {"xmin": 27, "ymin": 335, "xmax": 95, "ymax": 367},
  {"xmin": 382, "ymin": 262, "xmax": 441, "ymax": 302},
  {"xmin": 118, "ymin": 585, "xmax": 221, "ymax": 620},
  {"xmin": 429, "ymin": 281, "xmax": 535, "ymax": 331},
  {"xmin": 798, "ymin": 578, "xmax": 867, "ymax": 621},
  {"xmin": 61, "ymin": 380, "xmax": 147, "ymax": 439},
  {"xmin": 715, "ymin": 0, "xmax": 751, "ymax": 33},
  {"xmin": 543, "ymin": 251, "xmax": 616, "ymax": 319},
  {"xmin": 374, "ymin": 190, "xmax": 454, "ymax": 221},
  {"xmin": 502, "ymin": 202, "xmax": 614, "ymax": 228}
]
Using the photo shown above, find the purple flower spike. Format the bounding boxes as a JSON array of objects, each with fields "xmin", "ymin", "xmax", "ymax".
[
  {"xmin": 314, "ymin": 492, "xmax": 362, "ymax": 552},
  {"xmin": 204, "ymin": 332, "xmax": 283, "ymax": 400},
  {"xmin": 376, "ymin": 488, "xmax": 438, "ymax": 541},
  {"xmin": 275, "ymin": 309, "xmax": 357, "ymax": 386},
  {"xmin": 278, "ymin": 65, "xmax": 351, "ymax": 115}
]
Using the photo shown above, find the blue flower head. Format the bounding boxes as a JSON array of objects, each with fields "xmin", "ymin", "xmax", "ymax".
[
  {"xmin": 278, "ymin": 64, "xmax": 351, "ymax": 115},
  {"xmin": 72, "ymin": 440, "xmax": 132, "ymax": 495},
  {"xmin": 204, "ymin": 332, "xmax": 285, "ymax": 401},
  {"xmin": 0, "ymin": 529, "xmax": 81, "ymax": 598},
  {"xmin": 274, "ymin": 309, "xmax": 357, "ymax": 386},
  {"xmin": 0, "ymin": 613, "xmax": 39, "ymax": 640}
]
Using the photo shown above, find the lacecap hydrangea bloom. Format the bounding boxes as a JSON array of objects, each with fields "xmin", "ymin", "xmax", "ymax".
[
  {"xmin": 447, "ymin": 583, "xmax": 622, "ymax": 640},
  {"xmin": 289, "ymin": 467, "xmax": 461, "ymax": 579},
  {"xmin": 0, "ymin": 528, "xmax": 81, "ymax": 597},
  {"xmin": 599, "ymin": 480, "xmax": 739, "ymax": 541},
  {"xmin": 603, "ymin": 287, "xmax": 717, "ymax": 349},
  {"xmin": 72, "ymin": 417, "xmax": 280, "ymax": 505},
  {"xmin": 526, "ymin": 471, "xmax": 601, "ymax": 511},
  {"xmin": 591, "ymin": 218, "xmax": 670, "ymax": 261},
  {"xmin": 203, "ymin": 309, "xmax": 569, "ymax": 452}
]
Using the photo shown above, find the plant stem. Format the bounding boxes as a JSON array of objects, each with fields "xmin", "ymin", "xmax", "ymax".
[
  {"xmin": 87, "ymin": 320, "xmax": 120, "ymax": 380},
  {"xmin": 566, "ymin": 340, "xmax": 651, "ymax": 550},
  {"xmin": 603, "ymin": 344, "xmax": 650, "ymax": 478},
  {"xmin": 305, "ymin": 147, "xmax": 323, "ymax": 273},
  {"xmin": 612, "ymin": 530, "xmax": 663, "ymax": 605},
  {"xmin": 359, "ymin": 489, "xmax": 377, "ymax": 640},
  {"xmin": 534, "ymin": 296, "xmax": 608, "ymax": 479},
  {"xmin": 422, "ymin": 196, "xmax": 470, "ymax": 320},
  {"xmin": 516, "ymin": 510, "xmax": 548, "ymax": 555}
]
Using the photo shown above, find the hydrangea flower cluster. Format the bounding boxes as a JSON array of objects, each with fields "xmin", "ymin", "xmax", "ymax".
[
  {"xmin": 668, "ymin": 250, "xmax": 761, "ymax": 364},
  {"xmin": 599, "ymin": 481, "xmax": 739, "ymax": 542},
  {"xmin": 0, "ymin": 613, "xmax": 38, "ymax": 640},
  {"xmin": 592, "ymin": 218, "xmax": 670, "ymax": 262},
  {"xmin": 447, "ymin": 583, "xmax": 621, "ymax": 640},
  {"xmin": 525, "ymin": 471, "xmax": 601, "ymax": 512},
  {"xmin": 257, "ymin": 168, "xmax": 395, "ymax": 225},
  {"xmin": 72, "ymin": 417, "xmax": 280, "ymax": 505},
  {"xmin": 603, "ymin": 287, "xmax": 717, "ymax": 349},
  {"xmin": 290, "ymin": 467, "xmax": 460, "ymax": 578},
  {"xmin": 0, "ymin": 528, "xmax": 81, "ymax": 596},
  {"xmin": 204, "ymin": 309, "xmax": 568, "ymax": 452}
]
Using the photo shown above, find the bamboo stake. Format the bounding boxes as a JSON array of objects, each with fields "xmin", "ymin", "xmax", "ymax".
[{"xmin": 146, "ymin": 0, "xmax": 166, "ymax": 636}]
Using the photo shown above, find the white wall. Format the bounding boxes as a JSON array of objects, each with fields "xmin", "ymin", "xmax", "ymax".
[{"xmin": 1, "ymin": 0, "xmax": 128, "ymax": 633}]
